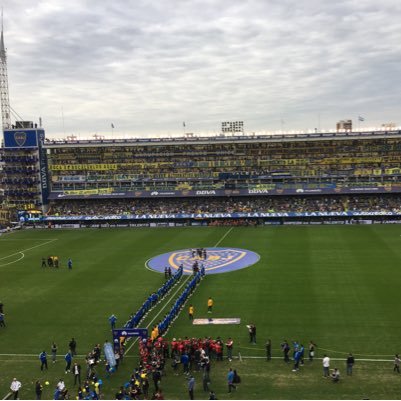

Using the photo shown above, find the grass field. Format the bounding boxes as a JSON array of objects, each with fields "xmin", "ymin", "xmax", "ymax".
[{"xmin": 1, "ymin": 225, "xmax": 401, "ymax": 399}]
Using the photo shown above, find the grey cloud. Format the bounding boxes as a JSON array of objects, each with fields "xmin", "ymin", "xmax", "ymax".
[{"xmin": 3, "ymin": 0, "xmax": 401, "ymax": 136}]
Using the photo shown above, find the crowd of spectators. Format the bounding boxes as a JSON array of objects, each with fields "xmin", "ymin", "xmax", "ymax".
[
  {"xmin": 209, "ymin": 219, "xmax": 257, "ymax": 226},
  {"xmin": 48, "ymin": 137, "xmax": 401, "ymax": 194},
  {"xmin": 48, "ymin": 195, "xmax": 401, "ymax": 217},
  {"xmin": 1, "ymin": 148, "xmax": 41, "ymax": 203}
]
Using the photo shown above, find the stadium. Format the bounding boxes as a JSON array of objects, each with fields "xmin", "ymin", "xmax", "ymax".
[
  {"xmin": 2, "ymin": 123, "xmax": 401, "ymax": 399},
  {"xmin": 2, "ymin": 8, "xmax": 401, "ymax": 401}
]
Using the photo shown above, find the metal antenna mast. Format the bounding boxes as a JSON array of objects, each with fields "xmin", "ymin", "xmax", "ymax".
[{"xmin": 0, "ymin": 9, "xmax": 11, "ymax": 131}]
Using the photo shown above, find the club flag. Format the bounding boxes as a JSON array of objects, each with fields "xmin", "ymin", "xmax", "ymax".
[
  {"xmin": 111, "ymin": 123, "xmax": 115, "ymax": 129},
  {"xmin": 358, "ymin": 116, "xmax": 365, "ymax": 122},
  {"xmin": 104, "ymin": 341, "xmax": 116, "ymax": 367}
]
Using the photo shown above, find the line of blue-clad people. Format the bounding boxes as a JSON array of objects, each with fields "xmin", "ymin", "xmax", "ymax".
[
  {"xmin": 124, "ymin": 266, "xmax": 184, "ymax": 329},
  {"xmin": 115, "ymin": 269, "xmax": 204, "ymax": 399},
  {"xmin": 157, "ymin": 270, "xmax": 203, "ymax": 336}
]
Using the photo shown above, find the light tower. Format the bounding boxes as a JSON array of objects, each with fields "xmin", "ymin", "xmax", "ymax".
[{"xmin": 0, "ymin": 13, "xmax": 11, "ymax": 131}]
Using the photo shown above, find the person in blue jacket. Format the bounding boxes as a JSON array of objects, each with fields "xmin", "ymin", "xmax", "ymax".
[
  {"xmin": 65, "ymin": 351, "xmax": 73, "ymax": 373},
  {"xmin": 109, "ymin": 314, "xmax": 117, "ymax": 330},
  {"xmin": 292, "ymin": 349, "xmax": 302, "ymax": 372},
  {"xmin": 39, "ymin": 350, "xmax": 48, "ymax": 371},
  {"xmin": 181, "ymin": 352, "xmax": 190, "ymax": 375},
  {"xmin": 227, "ymin": 368, "xmax": 236, "ymax": 392}
]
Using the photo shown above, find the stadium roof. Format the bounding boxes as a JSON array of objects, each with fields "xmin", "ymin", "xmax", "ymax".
[{"xmin": 43, "ymin": 128, "xmax": 401, "ymax": 148}]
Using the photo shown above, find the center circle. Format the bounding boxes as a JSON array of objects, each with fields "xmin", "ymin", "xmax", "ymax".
[{"xmin": 146, "ymin": 247, "xmax": 260, "ymax": 275}]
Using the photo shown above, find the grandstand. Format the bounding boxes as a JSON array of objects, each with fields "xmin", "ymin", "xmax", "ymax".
[
  {"xmin": 2, "ymin": 128, "xmax": 401, "ymax": 225},
  {"xmin": 45, "ymin": 130, "xmax": 401, "ymax": 195},
  {"xmin": 44, "ymin": 130, "xmax": 401, "ymax": 225}
]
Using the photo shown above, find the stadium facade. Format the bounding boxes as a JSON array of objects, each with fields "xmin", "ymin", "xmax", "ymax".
[{"xmin": 1, "ymin": 124, "xmax": 401, "ymax": 226}]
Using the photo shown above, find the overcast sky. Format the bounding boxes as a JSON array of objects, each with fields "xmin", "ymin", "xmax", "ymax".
[{"xmin": 3, "ymin": 0, "xmax": 401, "ymax": 138}]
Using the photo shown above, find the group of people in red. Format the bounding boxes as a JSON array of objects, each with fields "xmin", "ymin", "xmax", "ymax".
[
  {"xmin": 169, "ymin": 336, "xmax": 233, "ymax": 361},
  {"xmin": 138, "ymin": 335, "xmax": 234, "ymax": 363},
  {"xmin": 117, "ymin": 334, "xmax": 235, "ymax": 399}
]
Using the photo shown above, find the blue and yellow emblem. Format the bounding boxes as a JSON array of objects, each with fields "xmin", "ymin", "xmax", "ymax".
[
  {"xmin": 14, "ymin": 131, "xmax": 27, "ymax": 147},
  {"xmin": 147, "ymin": 247, "xmax": 260, "ymax": 275}
]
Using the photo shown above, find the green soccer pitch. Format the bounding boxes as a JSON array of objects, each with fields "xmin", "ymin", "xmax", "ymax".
[{"xmin": 1, "ymin": 225, "xmax": 401, "ymax": 399}]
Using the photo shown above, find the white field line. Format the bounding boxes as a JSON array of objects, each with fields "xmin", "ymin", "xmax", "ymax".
[
  {"xmin": 0, "ymin": 238, "xmax": 57, "ymax": 241},
  {"xmin": 214, "ymin": 227, "xmax": 234, "ymax": 247},
  {"xmin": 237, "ymin": 356, "xmax": 394, "ymax": 362},
  {"xmin": 0, "ymin": 239, "xmax": 58, "ymax": 262},
  {"xmin": 126, "ymin": 227, "xmax": 234, "ymax": 354},
  {"xmin": 0, "ymin": 252, "xmax": 25, "ymax": 267},
  {"xmin": 144, "ymin": 257, "xmax": 159, "ymax": 273},
  {"xmin": 0, "ymin": 352, "xmax": 394, "ymax": 363},
  {"xmin": 0, "ymin": 353, "xmax": 136, "ymax": 358}
]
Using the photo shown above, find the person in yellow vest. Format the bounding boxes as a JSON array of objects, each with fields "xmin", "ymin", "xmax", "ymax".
[
  {"xmin": 151, "ymin": 327, "xmax": 157, "ymax": 341},
  {"xmin": 189, "ymin": 305, "xmax": 194, "ymax": 320},
  {"xmin": 207, "ymin": 297, "xmax": 213, "ymax": 313}
]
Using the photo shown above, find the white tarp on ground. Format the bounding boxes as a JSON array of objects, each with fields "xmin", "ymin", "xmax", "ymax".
[{"xmin": 193, "ymin": 318, "xmax": 241, "ymax": 325}]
